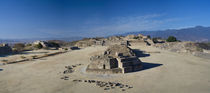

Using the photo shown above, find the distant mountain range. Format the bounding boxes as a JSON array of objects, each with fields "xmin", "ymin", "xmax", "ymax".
[
  {"xmin": 0, "ymin": 37, "xmax": 83, "ymax": 44},
  {"xmin": 1, "ymin": 26, "xmax": 210, "ymax": 44},
  {"xmin": 120, "ymin": 26, "xmax": 210, "ymax": 42}
]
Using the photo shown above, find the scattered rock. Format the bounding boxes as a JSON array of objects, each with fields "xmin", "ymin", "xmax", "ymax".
[
  {"xmin": 128, "ymin": 86, "xmax": 133, "ymax": 89},
  {"xmin": 60, "ymin": 76, "xmax": 69, "ymax": 80},
  {"xmin": 104, "ymin": 88, "xmax": 110, "ymax": 90},
  {"xmin": 73, "ymin": 79, "xmax": 79, "ymax": 82},
  {"xmin": 62, "ymin": 64, "xmax": 83, "ymax": 74},
  {"xmin": 116, "ymin": 83, "xmax": 121, "ymax": 86},
  {"xmin": 70, "ymin": 79, "xmax": 133, "ymax": 91}
]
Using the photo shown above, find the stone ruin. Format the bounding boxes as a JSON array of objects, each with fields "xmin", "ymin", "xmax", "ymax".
[
  {"xmin": 74, "ymin": 34, "xmax": 154, "ymax": 48},
  {"xmin": 86, "ymin": 45, "xmax": 142, "ymax": 74},
  {"xmin": 0, "ymin": 44, "xmax": 12, "ymax": 55},
  {"xmin": 75, "ymin": 38, "xmax": 105, "ymax": 48}
]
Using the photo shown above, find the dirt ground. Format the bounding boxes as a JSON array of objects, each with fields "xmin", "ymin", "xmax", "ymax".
[{"xmin": 0, "ymin": 44, "xmax": 210, "ymax": 93}]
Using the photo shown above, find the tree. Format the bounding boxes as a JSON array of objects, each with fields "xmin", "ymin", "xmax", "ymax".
[
  {"xmin": 34, "ymin": 43, "xmax": 43, "ymax": 49},
  {"xmin": 166, "ymin": 36, "xmax": 177, "ymax": 42},
  {"xmin": 152, "ymin": 38, "xmax": 159, "ymax": 43},
  {"xmin": 48, "ymin": 42, "xmax": 60, "ymax": 48}
]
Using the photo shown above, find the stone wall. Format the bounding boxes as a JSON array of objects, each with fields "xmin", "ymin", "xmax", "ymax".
[
  {"xmin": 117, "ymin": 57, "xmax": 142, "ymax": 73},
  {"xmin": 88, "ymin": 55, "xmax": 118, "ymax": 70}
]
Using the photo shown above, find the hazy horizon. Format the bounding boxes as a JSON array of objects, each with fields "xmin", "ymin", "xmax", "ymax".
[{"xmin": 1, "ymin": 0, "xmax": 210, "ymax": 39}]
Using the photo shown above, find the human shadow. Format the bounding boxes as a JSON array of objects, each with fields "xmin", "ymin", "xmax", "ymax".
[{"xmin": 132, "ymin": 49, "xmax": 150, "ymax": 58}]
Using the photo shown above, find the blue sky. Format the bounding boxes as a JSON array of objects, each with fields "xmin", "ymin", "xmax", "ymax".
[{"xmin": 0, "ymin": 0, "xmax": 210, "ymax": 39}]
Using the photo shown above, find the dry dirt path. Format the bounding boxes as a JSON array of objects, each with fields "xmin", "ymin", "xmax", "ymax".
[{"xmin": 0, "ymin": 45, "xmax": 210, "ymax": 93}]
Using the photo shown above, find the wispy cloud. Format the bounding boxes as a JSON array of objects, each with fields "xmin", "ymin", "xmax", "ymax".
[
  {"xmin": 80, "ymin": 14, "xmax": 181, "ymax": 37},
  {"xmin": 36, "ymin": 14, "xmax": 181, "ymax": 37}
]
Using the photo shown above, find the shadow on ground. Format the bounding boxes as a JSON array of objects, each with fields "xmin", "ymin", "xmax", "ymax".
[
  {"xmin": 141, "ymin": 62, "xmax": 163, "ymax": 71},
  {"xmin": 0, "ymin": 69, "xmax": 3, "ymax": 71},
  {"xmin": 129, "ymin": 62, "xmax": 163, "ymax": 73},
  {"xmin": 0, "ymin": 54, "xmax": 11, "ymax": 57},
  {"xmin": 130, "ymin": 49, "xmax": 163, "ymax": 73},
  {"xmin": 0, "ymin": 51, "xmax": 48, "ymax": 57},
  {"xmin": 19, "ymin": 51, "xmax": 48, "ymax": 55},
  {"xmin": 132, "ymin": 49, "xmax": 150, "ymax": 58}
]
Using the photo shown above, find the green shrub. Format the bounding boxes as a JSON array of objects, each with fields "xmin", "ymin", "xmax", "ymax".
[
  {"xmin": 31, "ymin": 55, "xmax": 38, "ymax": 59},
  {"xmin": 48, "ymin": 42, "xmax": 60, "ymax": 48},
  {"xmin": 133, "ymin": 36, "xmax": 139, "ymax": 39},
  {"xmin": 26, "ymin": 44, "xmax": 32, "ymax": 47},
  {"xmin": 166, "ymin": 36, "xmax": 177, "ymax": 42},
  {"xmin": 34, "ymin": 43, "xmax": 43, "ymax": 49},
  {"xmin": 152, "ymin": 38, "xmax": 159, "ymax": 43},
  {"xmin": 20, "ymin": 56, "xmax": 26, "ymax": 59},
  {"xmin": 64, "ymin": 48, "xmax": 68, "ymax": 50}
]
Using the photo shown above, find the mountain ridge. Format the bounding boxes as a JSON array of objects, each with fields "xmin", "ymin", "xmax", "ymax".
[{"xmin": 119, "ymin": 26, "xmax": 210, "ymax": 42}]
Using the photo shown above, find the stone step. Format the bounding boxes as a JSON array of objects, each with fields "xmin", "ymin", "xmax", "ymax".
[
  {"xmin": 121, "ymin": 62, "xmax": 142, "ymax": 67},
  {"xmin": 119, "ymin": 57, "xmax": 139, "ymax": 62}
]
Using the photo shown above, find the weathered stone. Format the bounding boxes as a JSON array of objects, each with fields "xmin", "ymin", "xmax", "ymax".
[
  {"xmin": 128, "ymin": 86, "xmax": 133, "ymax": 89},
  {"xmin": 104, "ymin": 88, "xmax": 110, "ymax": 90},
  {"xmin": 61, "ymin": 76, "xmax": 69, "ymax": 80}
]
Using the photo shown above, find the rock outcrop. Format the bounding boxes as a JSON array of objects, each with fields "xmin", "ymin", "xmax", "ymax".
[{"xmin": 86, "ymin": 45, "xmax": 142, "ymax": 74}]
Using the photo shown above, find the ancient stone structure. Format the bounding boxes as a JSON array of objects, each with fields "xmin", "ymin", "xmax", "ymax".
[
  {"xmin": 75, "ymin": 37, "xmax": 129, "ymax": 48},
  {"xmin": 86, "ymin": 45, "xmax": 142, "ymax": 74},
  {"xmin": 75, "ymin": 39, "xmax": 104, "ymax": 48},
  {"xmin": 0, "ymin": 44, "xmax": 12, "ymax": 55},
  {"xmin": 125, "ymin": 35, "xmax": 137, "ymax": 40},
  {"xmin": 74, "ymin": 34, "xmax": 154, "ymax": 48}
]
